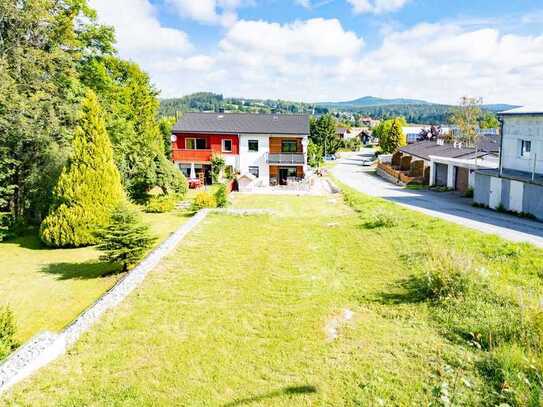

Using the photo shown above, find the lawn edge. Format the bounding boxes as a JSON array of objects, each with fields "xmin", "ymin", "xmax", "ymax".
[{"xmin": 0, "ymin": 209, "xmax": 209, "ymax": 395}]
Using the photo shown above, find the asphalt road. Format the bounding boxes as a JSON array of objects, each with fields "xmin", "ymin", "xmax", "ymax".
[{"xmin": 332, "ymin": 149, "xmax": 543, "ymax": 248}]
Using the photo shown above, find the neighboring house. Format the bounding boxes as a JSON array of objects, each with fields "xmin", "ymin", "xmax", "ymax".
[
  {"xmin": 171, "ymin": 112, "xmax": 309, "ymax": 186},
  {"xmin": 474, "ymin": 107, "xmax": 543, "ymax": 219},
  {"xmin": 404, "ymin": 125, "xmax": 453, "ymax": 144},
  {"xmin": 396, "ymin": 139, "xmax": 499, "ymax": 191},
  {"xmin": 336, "ymin": 127, "xmax": 349, "ymax": 139}
]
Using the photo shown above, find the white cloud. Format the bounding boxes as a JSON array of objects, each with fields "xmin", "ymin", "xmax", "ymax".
[
  {"xmin": 167, "ymin": 0, "xmax": 250, "ymax": 26},
  {"xmin": 220, "ymin": 18, "xmax": 364, "ymax": 58},
  {"xmin": 89, "ymin": 0, "xmax": 191, "ymax": 58},
  {"xmin": 86, "ymin": 0, "xmax": 543, "ymax": 106},
  {"xmin": 295, "ymin": 0, "xmax": 312, "ymax": 9},
  {"xmin": 336, "ymin": 23, "xmax": 543, "ymax": 105},
  {"xmin": 347, "ymin": 0, "xmax": 409, "ymax": 14}
]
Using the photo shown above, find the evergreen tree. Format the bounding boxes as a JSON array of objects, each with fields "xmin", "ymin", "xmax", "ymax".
[
  {"xmin": 309, "ymin": 114, "xmax": 341, "ymax": 156},
  {"xmin": 387, "ymin": 119, "xmax": 407, "ymax": 152},
  {"xmin": 95, "ymin": 206, "xmax": 156, "ymax": 272},
  {"xmin": 40, "ymin": 90, "xmax": 124, "ymax": 247},
  {"xmin": 80, "ymin": 57, "xmax": 186, "ymax": 200}
]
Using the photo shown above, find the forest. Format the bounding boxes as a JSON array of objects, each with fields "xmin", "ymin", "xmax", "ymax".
[{"xmin": 0, "ymin": 0, "xmax": 186, "ymax": 245}]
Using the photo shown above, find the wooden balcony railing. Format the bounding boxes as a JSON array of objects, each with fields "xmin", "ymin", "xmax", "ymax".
[
  {"xmin": 172, "ymin": 149, "xmax": 213, "ymax": 162},
  {"xmin": 266, "ymin": 153, "xmax": 305, "ymax": 165}
]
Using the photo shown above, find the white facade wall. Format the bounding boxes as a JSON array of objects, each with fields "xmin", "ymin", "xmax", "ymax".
[
  {"xmin": 509, "ymin": 180, "xmax": 524, "ymax": 213},
  {"xmin": 239, "ymin": 134, "xmax": 270, "ymax": 184},
  {"xmin": 502, "ymin": 115, "xmax": 543, "ymax": 174},
  {"xmin": 489, "ymin": 177, "xmax": 503, "ymax": 209}
]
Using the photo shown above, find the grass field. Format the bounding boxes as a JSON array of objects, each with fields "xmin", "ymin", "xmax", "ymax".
[
  {"xmin": 3, "ymin": 187, "xmax": 543, "ymax": 405},
  {"xmin": 0, "ymin": 209, "xmax": 190, "ymax": 343}
]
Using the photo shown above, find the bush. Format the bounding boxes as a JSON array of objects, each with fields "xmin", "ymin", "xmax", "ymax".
[
  {"xmin": 0, "ymin": 306, "xmax": 17, "ymax": 360},
  {"xmin": 214, "ymin": 184, "xmax": 229, "ymax": 208},
  {"xmin": 464, "ymin": 187, "xmax": 474, "ymax": 198},
  {"xmin": 95, "ymin": 206, "xmax": 156, "ymax": 272},
  {"xmin": 416, "ymin": 250, "xmax": 479, "ymax": 301},
  {"xmin": 192, "ymin": 192, "xmax": 216, "ymax": 211},
  {"xmin": 363, "ymin": 209, "xmax": 400, "ymax": 229},
  {"xmin": 145, "ymin": 195, "xmax": 177, "ymax": 213},
  {"xmin": 479, "ymin": 344, "xmax": 543, "ymax": 406},
  {"xmin": 0, "ymin": 213, "xmax": 15, "ymax": 242}
]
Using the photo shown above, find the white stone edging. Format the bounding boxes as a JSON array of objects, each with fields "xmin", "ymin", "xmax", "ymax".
[{"xmin": 0, "ymin": 209, "xmax": 209, "ymax": 395}]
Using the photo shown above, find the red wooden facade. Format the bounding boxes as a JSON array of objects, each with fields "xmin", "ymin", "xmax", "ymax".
[{"xmin": 172, "ymin": 132, "xmax": 239, "ymax": 163}]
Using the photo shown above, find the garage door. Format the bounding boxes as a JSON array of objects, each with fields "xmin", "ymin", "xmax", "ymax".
[
  {"xmin": 455, "ymin": 167, "xmax": 469, "ymax": 193},
  {"xmin": 435, "ymin": 163, "xmax": 448, "ymax": 186}
]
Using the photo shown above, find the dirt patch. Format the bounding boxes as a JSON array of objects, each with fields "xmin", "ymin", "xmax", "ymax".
[{"xmin": 325, "ymin": 309, "xmax": 354, "ymax": 342}]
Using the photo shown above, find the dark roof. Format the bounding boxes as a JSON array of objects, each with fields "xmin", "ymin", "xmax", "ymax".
[
  {"xmin": 399, "ymin": 140, "xmax": 495, "ymax": 161},
  {"xmin": 173, "ymin": 112, "xmax": 309, "ymax": 135}
]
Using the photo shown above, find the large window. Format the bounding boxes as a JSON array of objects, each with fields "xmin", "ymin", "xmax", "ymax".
[
  {"xmin": 520, "ymin": 139, "xmax": 532, "ymax": 158},
  {"xmin": 282, "ymin": 140, "xmax": 298, "ymax": 153},
  {"xmin": 222, "ymin": 139, "xmax": 233, "ymax": 152},
  {"xmin": 185, "ymin": 138, "xmax": 207, "ymax": 150},
  {"xmin": 249, "ymin": 166, "xmax": 259, "ymax": 178},
  {"xmin": 248, "ymin": 140, "xmax": 259, "ymax": 152}
]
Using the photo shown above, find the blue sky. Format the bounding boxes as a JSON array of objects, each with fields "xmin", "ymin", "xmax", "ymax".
[{"xmin": 90, "ymin": 0, "xmax": 543, "ymax": 105}]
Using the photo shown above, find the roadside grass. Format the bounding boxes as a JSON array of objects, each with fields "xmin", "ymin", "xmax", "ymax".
[
  {"xmin": 0, "ymin": 209, "xmax": 189, "ymax": 343},
  {"xmin": 3, "ymin": 188, "xmax": 543, "ymax": 405}
]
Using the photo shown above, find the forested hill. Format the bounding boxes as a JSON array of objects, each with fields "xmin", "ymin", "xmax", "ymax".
[{"xmin": 159, "ymin": 92, "xmax": 519, "ymax": 124}]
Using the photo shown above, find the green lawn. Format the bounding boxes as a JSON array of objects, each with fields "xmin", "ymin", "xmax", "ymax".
[
  {"xmin": 0, "ymin": 209, "xmax": 190, "ymax": 343},
  {"xmin": 3, "ymin": 189, "xmax": 543, "ymax": 405}
]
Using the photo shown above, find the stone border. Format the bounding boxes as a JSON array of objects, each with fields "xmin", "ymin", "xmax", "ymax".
[{"xmin": 0, "ymin": 209, "xmax": 209, "ymax": 395}]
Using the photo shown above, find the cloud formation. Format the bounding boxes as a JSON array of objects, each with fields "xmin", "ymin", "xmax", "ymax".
[
  {"xmin": 347, "ymin": 0, "xmax": 410, "ymax": 14},
  {"xmin": 89, "ymin": 1, "xmax": 543, "ymax": 106}
]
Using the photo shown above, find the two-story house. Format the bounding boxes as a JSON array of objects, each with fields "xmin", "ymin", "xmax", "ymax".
[
  {"xmin": 171, "ymin": 112, "xmax": 309, "ymax": 186},
  {"xmin": 474, "ymin": 107, "xmax": 543, "ymax": 219}
]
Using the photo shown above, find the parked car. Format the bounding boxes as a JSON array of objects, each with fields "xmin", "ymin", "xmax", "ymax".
[
  {"xmin": 362, "ymin": 158, "xmax": 376, "ymax": 167},
  {"xmin": 324, "ymin": 154, "xmax": 336, "ymax": 161}
]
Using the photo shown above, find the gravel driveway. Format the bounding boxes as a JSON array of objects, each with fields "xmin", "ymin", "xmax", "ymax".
[{"xmin": 332, "ymin": 149, "xmax": 543, "ymax": 248}]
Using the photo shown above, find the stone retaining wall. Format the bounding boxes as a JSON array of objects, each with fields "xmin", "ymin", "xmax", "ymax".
[{"xmin": 0, "ymin": 209, "xmax": 209, "ymax": 395}]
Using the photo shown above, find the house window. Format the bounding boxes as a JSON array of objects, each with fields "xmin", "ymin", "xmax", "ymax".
[
  {"xmin": 520, "ymin": 139, "xmax": 532, "ymax": 158},
  {"xmin": 249, "ymin": 166, "xmax": 259, "ymax": 178},
  {"xmin": 185, "ymin": 138, "xmax": 207, "ymax": 150},
  {"xmin": 282, "ymin": 140, "xmax": 298, "ymax": 153},
  {"xmin": 248, "ymin": 140, "xmax": 259, "ymax": 152},
  {"xmin": 222, "ymin": 139, "xmax": 232, "ymax": 152}
]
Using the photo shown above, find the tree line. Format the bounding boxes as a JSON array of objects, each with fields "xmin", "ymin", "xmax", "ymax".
[{"xmin": 0, "ymin": 0, "xmax": 186, "ymax": 248}]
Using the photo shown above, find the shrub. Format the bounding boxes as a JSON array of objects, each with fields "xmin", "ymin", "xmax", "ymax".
[
  {"xmin": 464, "ymin": 187, "xmax": 474, "ymax": 198},
  {"xmin": 411, "ymin": 249, "xmax": 482, "ymax": 302},
  {"xmin": 145, "ymin": 195, "xmax": 177, "ymax": 213},
  {"xmin": 40, "ymin": 90, "xmax": 125, "ymax": 247},
  {"xmin": 0, "ymin": 213, "xmax": 15, "ymax": 242},
  {"xmin": 0, "ymin": 306, "xmax": 17, "ymax": 360},
  {"xmin": 214, "ymin": 184, "xmax": 229, "ymax": 208},
  {"xmin": 363, "ymin": 209, "xmax": 399, "ymax": 229},
  {"xmin": 192, "ymin": 192, "xmax": 216, "ymax": 211},
  {"xmin": 479, "ymin": 344, "xmax": 543, "ymax": 406},
  {"xmin": 210, "ymin": 155, "xmax": 226, "ymax": 184},
  {"xmin": 95, "ymin": 206, "xmax": 156, "ymax": 272}
]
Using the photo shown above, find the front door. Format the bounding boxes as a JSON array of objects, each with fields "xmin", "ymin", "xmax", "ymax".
[{"xmin": 279, "ymin": 168, "xmax": 289, "ymax": 185}]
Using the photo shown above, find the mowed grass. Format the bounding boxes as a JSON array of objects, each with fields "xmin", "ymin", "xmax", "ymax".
[
  {"xmin": 0, "ymin": 209, "xmax": 189, "ymax": 342},
  {"xmin": 3, "ymin": 189, "xmax": 543, "ymax": 405}
]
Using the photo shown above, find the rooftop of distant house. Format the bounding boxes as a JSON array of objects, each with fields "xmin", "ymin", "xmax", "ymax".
[
  {"xmin": 399, "ymin": 137, "xmax": 499, "ymax": 162},
  {"xmin": 173, "ymin": 112, "xmax": 310, "ymax": 135},
  {"xmin": 500, "ymin": 106, "xmax": 543, "ymax": 116}
]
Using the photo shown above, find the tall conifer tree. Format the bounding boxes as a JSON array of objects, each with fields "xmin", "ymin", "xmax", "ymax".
[{"xmin": 40, "ymin": 90, "xmax": 124, "ymax": 247}]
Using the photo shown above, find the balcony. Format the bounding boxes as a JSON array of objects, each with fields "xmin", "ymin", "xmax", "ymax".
[
  {"xmin": 266, "ymin": 152, "xmax": 305, "ymax": 165},
  {"xmin": 172, "ymin": 149, "xmax": 212, "ymax": 163}
]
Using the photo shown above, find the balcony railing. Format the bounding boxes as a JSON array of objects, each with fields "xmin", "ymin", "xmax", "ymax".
[
  {"xmin": 266, "ymin": 152, "xmax": 305, "ymax": 165},
  {"xmin": 172, "ymin": 149, "xmax": 213, "ymax": 162}
]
